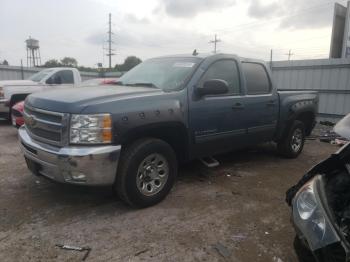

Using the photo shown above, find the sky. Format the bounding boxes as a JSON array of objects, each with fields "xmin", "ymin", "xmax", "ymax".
[{"xmin": 0, "ymin": 0, "xmax": 349, "ymax": 67}]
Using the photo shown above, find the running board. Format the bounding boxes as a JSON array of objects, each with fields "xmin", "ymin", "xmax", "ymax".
[{"xmin": 199, "ymin": 157, "xmax": 220, "ymax": 168}]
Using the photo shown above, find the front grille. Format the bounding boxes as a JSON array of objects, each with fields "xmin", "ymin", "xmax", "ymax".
[{"xmin": 24, "ymin": 105, "xmax": 69, "ymax": 146}]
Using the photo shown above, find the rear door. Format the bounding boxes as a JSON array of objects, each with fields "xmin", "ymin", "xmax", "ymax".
[
  {"xmin": 241, "ymin": 62, "xmax": 279, "ymax": 142},
  {"xmin": 189, "ymin": 58, "xmax": 246, "ymax": 157}
]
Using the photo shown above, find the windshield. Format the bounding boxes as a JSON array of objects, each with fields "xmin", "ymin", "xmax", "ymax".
[
  {"xmin": 334, "ymin": 114, "xmax": 350, "ymax": 140},
  {"xmin": 118, "ymin": 57, "xmax": 201, "ymax": 91},
  {"xmin": 29, "ymin": 69, "xmax": 54, "ymax": 82}
]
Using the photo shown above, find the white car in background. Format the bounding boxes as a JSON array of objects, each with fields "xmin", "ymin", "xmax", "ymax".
[{"xmin": 0, "ymin": 67, "xmax": 82, "ymax": 120}]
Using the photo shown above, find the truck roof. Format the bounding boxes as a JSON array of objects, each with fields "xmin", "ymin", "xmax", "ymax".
[
  {"xmin": 47, "ymin": 67, "xmax": 79, "ymax": 71},
  {"xmin": 155, "ymin": 53, "xmax": 266, "ymax": 64}
]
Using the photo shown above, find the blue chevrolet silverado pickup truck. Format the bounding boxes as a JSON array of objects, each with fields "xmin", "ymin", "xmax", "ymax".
[{"xmin": 19, "ymin": 53, "xmax": 318, "ymax": 207}]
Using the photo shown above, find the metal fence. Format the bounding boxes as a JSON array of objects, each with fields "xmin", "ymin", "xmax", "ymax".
[
  {"xmin": 0, "ymin": 65, "xmax": 122, "ymax": 82},
  {"xmin": 271, "ymin": 58, "xmax": 350, "ymax": 122}
]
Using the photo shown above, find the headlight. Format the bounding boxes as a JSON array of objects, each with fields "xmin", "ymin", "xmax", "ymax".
[
  {"xmin": 297, "ymin": 184, "xmax": 317, "ymax": 220},
  {"xmin": 70, "ymin": 114, "xmax": 112, "ymax": 144},
  {"xmin": 292, "ymin": 176, "xmax": 340, "ymax": 251}
]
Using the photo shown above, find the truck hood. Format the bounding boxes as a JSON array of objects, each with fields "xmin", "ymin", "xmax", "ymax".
[
  {"xmin": 0, "ymin": 80, "xmax": 37, "ymax": 87},
  {"xmin": 26, "ymin": 86, "xmax": 164, "ymax": 113}
]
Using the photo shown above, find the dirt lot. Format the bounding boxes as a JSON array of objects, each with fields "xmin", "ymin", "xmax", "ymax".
[{"xmin": 0, "ymin": 121, "xmax": 337, "ymax": 262}]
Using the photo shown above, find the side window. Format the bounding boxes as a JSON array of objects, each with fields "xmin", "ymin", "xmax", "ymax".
[
  {"xmin": 242, "ymin": 63, "xmax": 271, "ymax": 95},
  {"xmin": 52, "ymin": 70, "xmax": 74, "ymax": 84},
  {"xmin": 201, "ymin": 60, "xmax": 240, "ymax": 95}
]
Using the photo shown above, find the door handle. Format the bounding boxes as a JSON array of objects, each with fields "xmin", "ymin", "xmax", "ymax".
[
  {"xmin": 266, "ymin": 101, "xmax": 276, "ymax": 107},
  {"xmin": 232, "ymin": 103, "xmax": 245, "ymax": 110}
]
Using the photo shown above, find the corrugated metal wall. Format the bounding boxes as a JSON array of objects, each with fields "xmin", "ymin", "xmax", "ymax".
[
  {"xmin": 271, "ymin": 58, "xmax": 350, "ymax": 122},
  {"xmin": 0, "ymin": 65, "xmax": 122, "ymax": 82}
]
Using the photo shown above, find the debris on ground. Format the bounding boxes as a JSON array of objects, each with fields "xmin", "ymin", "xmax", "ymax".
[
  {"xmin": 319, "ymin": 121, "xmax": 335, "ymax": 127},
  {"xmin": 0, "ymin": 232, "xmax": 9, "ymax": 242},
  {"xmin": 273, "ymin": 256, "xmax": 283, "ymax": 262},
  {"xmin": 231, "ymin": 234, "xmax": 247, "ymax": 242},
  {"xmin": 134, "ymin": 249, "xmax": 149, "ymax": 256},
  {"xmin": 56, "ymin": 244, "xmax": 91, "ymax": 261},
  {"xmin": 319, "ymin": 130, "xmax": 348, "ymax": 145},
  {"xmin": 212, "ymin": 242, "xmax": 231, "ymax": 258},
  {"xmin": 334, "ymin": 138, "xmax": 349, "ymax": 146}
]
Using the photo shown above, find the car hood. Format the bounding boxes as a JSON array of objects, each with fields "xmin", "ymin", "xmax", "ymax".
[
  {"xmin": 26, "ymin": 85, "xmax": 164, "ymax": 113},
  {"xmin": 0, "ymin": 80, "xmax": 37, "ymax": 87}
]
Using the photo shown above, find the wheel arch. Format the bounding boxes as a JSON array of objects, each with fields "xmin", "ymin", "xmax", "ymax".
[{"xmin": 118, "ymin": 122, "xmax": 190, "ymax": 163}]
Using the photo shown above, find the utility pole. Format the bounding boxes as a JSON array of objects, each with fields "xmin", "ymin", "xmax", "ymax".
[
  {"xmin": 285, "ymin": 49, "xmax": 294, "ymax": 61},
  {"xmin": 20, "ymin": 59, "xmax": 24, "ymax": 80},
  {"xmin": 106, "ymin": 13, "xmax": 115, "ymax": 69},
  {"xmin": 209, "ymin": 34, "xmax": 221, "ymax": 53},
  {"xmin": 270, "ymin": 49, "xmax": 273, "ymax": 70}
]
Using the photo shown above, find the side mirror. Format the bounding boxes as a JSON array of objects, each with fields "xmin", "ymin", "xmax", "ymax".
[{"xmin": 197, "ymin": 79, "xmax": 229, "ymax": 96}]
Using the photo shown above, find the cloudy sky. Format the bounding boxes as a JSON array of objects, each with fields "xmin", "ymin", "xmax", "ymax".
[{"xmin": 0, "ymin": 0, "xmax": 348, "ymax": 67}]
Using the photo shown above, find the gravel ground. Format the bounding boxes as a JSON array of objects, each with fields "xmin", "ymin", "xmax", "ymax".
[{"xmin": 0, "ymin": 121, "xmax": 338, "ymax": 262}]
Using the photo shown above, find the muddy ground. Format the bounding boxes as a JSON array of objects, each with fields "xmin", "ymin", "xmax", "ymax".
[{"xmin": 0, "ymin": 121, "xmax": 337, "ymax": 262}]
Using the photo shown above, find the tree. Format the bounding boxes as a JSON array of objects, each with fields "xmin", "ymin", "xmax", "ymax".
[
  {"xmin": 60, "ymin": 57, "xmax": 78, "ymax": 67},
  {"xmin": 2, "ymin": 60, "xmax": 9, "ymax": 65},
  {"xmin": 115, "ymin": 56, "xmax": 142, "ymax": 71},
  {"xmin": 43, "ymin": 59, "xmax": 61, "ymax": 67}
]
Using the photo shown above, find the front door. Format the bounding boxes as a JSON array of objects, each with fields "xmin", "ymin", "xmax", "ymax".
[{"xmin": 189, "ymin": 59, "xmax": 246, "ymax": 157}]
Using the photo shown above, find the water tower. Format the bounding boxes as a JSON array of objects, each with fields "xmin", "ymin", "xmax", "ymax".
[{"xmin": 26, "ymin": 37, "xmax": 41, "ymax": 67}]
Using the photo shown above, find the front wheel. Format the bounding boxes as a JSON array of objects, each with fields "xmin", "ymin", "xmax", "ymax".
[
  {"xmin": 278, "ymin": 120, "xmax": 305, "ymax": 158},
  {"xmin": 115, "ymin": 138, "xmax": 177, "ymax": 208}
]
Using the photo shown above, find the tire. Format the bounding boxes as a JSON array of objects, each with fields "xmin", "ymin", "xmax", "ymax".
[
  {"xmin": 278, "ymin": 120, "xmax": 305, "ymax": 158},
  {"xmin": 115, "ymin": 138, "xmax": 177, "ymax": 208}
]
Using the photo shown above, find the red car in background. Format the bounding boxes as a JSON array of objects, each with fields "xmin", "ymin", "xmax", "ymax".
[
  {"xmin": 11, "ymin": 101, "xmax": 24, "ymax": 128},
  {"xmin": 81, "ymin": 78, "xmax": 119, "ymax": 86},
  {"xmin": 10, "ymin": 78, "xmax": 120, "ymax": 128}
]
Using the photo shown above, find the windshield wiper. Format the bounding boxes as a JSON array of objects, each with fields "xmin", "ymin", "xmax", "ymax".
[{"xmin": 124, "ymin": 82, "xmax": 159, "ymax": 89}]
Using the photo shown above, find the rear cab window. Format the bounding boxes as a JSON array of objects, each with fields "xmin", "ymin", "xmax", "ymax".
[
  {"xmin": 52, "ymin": 70, "xmax": 74, "ymax": 84},
  {"xmin": 242, "ymin": 62, "xmax": 271, "ymax": 95}
]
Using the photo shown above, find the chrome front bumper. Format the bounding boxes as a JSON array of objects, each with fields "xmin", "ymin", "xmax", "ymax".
[{"xmin": 18, "ymin": 126, "xmax": 121, "ymax": 186}]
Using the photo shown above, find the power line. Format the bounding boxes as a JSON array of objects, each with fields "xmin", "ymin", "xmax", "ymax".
[{"xmin": 209, "ymin": 34, "xmax": 221, "ymax": 53}]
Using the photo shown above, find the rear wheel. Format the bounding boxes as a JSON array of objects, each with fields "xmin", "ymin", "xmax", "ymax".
[
  {"xmin": 115, "ymin": 138, "xmax": 177, "ymax": 208},
  {"xmin": 278, "ymin": 120, "xmax": 305, "ymax": 158}
]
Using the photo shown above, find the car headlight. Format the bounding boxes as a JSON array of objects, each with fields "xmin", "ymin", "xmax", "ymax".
[
  {"xmin": 70, "ymin": 114, "xmax": 112, "ymax": 144},
  {"xmin": 297, "ymin": 184, "xmax": 317, "ymax": 220},
  {"xmin": 292, "ymin": 176, "xmax": 340, "ymax": 251}
]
